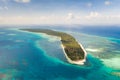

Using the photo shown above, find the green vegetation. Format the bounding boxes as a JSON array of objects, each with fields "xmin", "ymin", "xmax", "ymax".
[{"xmin": 21, "ymin": 29, "xmax": 85, "ymax": 61}]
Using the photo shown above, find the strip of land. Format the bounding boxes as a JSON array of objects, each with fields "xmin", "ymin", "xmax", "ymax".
[{"xmin": 21, "ymin": 29, "xmax": 87, "ymax": 65}]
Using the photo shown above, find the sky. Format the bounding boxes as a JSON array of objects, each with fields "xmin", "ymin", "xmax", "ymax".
[{"xmin": 0, "ymin": 0, "xmax": 120, "ymax": 25}]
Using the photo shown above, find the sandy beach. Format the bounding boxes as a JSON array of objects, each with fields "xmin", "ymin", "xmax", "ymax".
[
  {"xmin": 21, "ymin": 29, "xmax": 87, "ymax": 65},
  {"xmin": 42, "ymin": 33, "xmax": 87, "ymax": 65},
  {"xmin": 40, "ymin": 33, "xmax": 87, "ymax": 65},
  {"xmin": 61, "ymin": 44, "xmax": 87, "ymax": 65}
]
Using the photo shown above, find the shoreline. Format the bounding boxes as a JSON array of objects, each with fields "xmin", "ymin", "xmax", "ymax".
[
  {"xmin": 61, "ymin": 43, "xmax": 87, "ymax": 65},
  {"xmin": 20, "ymin": 29, "xmax": 87, "ymax": 65},
  {"xmin": 36, "ymin": 32, "xmax": 87, "ymax": 65}
]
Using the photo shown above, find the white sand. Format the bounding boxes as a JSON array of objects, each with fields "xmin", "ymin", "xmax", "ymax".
[
  {"xmin": 40, "ymin": 33, "xmax": 87, "ymax": 65},
  {"xmin": 20, "ymin": 30, "xmax": 87, "ymax": 65},
  {"xmin": 61, "ymin": 43, "xmax": 87, "ymax": 65}
]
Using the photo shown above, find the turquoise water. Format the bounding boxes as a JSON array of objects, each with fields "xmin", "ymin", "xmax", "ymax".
[{"xmin": 0, "ymin": 29, "xmax": 120, "ymax": 80}]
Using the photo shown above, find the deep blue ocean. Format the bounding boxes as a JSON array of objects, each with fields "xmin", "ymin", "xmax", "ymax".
[
  {"xmin": 75, "ymin": 26, "xmax": 120, "ymax": 39},
  {"xmin": 0, "ymin": 27, "xmax": 120, "ymax": 80}
]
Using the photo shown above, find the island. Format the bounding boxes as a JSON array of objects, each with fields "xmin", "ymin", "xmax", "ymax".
[{"xmin": 21, "ymin": 29, "xmax": 87, "ymax": 65}]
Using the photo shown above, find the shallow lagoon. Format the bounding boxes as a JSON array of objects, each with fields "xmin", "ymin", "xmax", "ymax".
[{"xmin": 0, "ymin": 29, "xmax": 119, "ymax": 80}]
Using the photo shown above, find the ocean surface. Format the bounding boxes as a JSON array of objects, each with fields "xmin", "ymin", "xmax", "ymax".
[{"xmin": 0, "ymin": 27, "xmax": 120, "ymax": 80}]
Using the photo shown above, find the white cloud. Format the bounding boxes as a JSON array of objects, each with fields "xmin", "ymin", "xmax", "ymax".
[
  {"xmin": 0, "ymin": 13, "xmax": 120, "ymax": 26},
  {"xmin": 14, "ymin": 0, "xmax": 31, "ymax": 3},
  {"xmin": 0, "ymin": 15, "xmax": 67, "ymax": 25},
  {"xmin": 81, "ymin": 12, "xmax": 120, "ymax": 25},
  {"xmin": 87, "ymin": 3, "xmax": 92, "ymax": 7},
  {"xmin": 65, "ymin": 12, "xmax": 120, "ymax": 26},
  {"xmin": 105, "ymin": 1, "xmax": 111, "ymax": 6},
  {"xmin": 87, "ymin": 12, "xmax": 101, "ymax": 18},
  {"xmin": 67, "ymin": 13, "xmax": 74, "ymax": 20}
]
